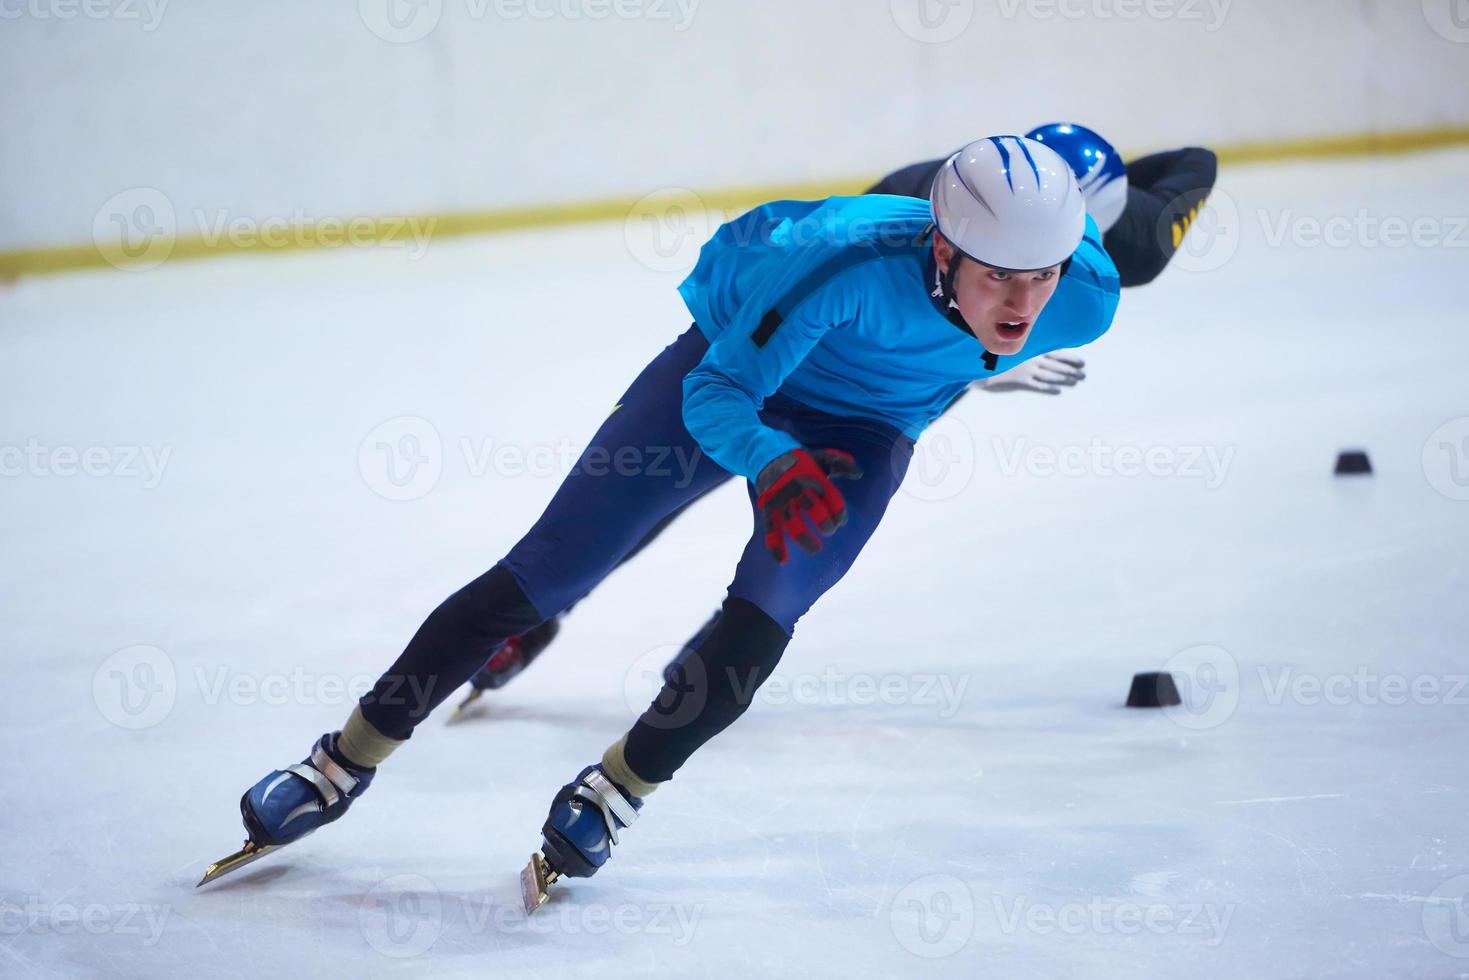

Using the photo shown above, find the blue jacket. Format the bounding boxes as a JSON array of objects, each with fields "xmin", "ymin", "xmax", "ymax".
[{"xmin": 678, "ymin": 195, "xmax": 1120, "ymax": 481}]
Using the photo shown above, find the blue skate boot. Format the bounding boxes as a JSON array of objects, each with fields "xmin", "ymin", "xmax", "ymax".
[
  {"xmin": 198, "ymin": 732, "xmax": 375, "ymax": 886},
  {"xmin": 520, "ymin": 764, "xmax": 643, "ymax": 912}
]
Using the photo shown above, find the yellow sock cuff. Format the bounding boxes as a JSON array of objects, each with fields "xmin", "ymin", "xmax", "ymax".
[
  {"xmin": 337, "ymin": 706, "xmax": 404, "ymax": 769},
  {"xmin": 601, "ymin": 735, "xmax": 660, "ymax": 798}
]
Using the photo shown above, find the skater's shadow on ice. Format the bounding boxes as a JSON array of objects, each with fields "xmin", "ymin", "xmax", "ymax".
[{"xmin": 447, "ymin": 702, "xmax": 632, "ymax": 731}]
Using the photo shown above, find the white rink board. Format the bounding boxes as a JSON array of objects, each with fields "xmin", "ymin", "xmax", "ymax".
[{"xmin": 4, "ymin": 0, "xmax": 1469, "ymax": 251}]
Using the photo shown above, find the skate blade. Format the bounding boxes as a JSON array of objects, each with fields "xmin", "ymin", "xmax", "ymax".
[
  {"xmin": 519, "ymin": 852, "xmax": 559, "ymax": 914},
  {"xmin": 446, "ymin": 687, "xmax": 484, "ymax": 724},
  {"xmin": 197, "ymin": 840, "xmax": 280, "ymax": 887}
]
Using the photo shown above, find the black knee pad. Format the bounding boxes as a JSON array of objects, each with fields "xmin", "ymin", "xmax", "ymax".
[
  {"xmin": 359, "ymin": 564, "xmax": 543, "ymax": 738},
  {"xmin": 623, "ymin": 596, "xmax": 791, "ymax": 784},
  {"xmin": 439, "ymin": 564, "xmax": 546, "ymax": 642}
]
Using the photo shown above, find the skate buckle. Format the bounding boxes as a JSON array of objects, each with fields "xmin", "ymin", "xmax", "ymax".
[{"xmin": 519, "ymin": 852, "xmax": 559, "ymax": 914}]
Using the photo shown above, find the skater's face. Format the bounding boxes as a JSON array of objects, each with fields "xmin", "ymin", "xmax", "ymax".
[{"xmin": 934, "ymin": 237, "xmax": 1063, "ymax": 356}]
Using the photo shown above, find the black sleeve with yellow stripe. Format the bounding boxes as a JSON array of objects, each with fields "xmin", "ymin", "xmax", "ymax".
[{"xmin": 1102, "ymin": 147, "xmax": 1218, "ymax": 288}]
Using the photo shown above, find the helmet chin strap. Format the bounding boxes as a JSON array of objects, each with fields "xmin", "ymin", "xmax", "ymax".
[
  {"xmin": 930, "ymin": 248, "xmax": 972, "ymax": 334},
  {"xmin": 931, "ymin": 252, "xmax": 1002, "ymax": 371}
]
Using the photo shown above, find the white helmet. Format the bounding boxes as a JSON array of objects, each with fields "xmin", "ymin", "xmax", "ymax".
[{"xmin": 930, "ymin": 136, "xmax": 1087, "ymax": 272}]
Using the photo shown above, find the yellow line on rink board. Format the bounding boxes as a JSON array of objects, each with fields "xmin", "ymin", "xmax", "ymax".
[
  {"xmin": 1213, "ymin": 125, "xmax": 1469, "ymax": 164},
  {"xmin": 3, "ymin": 124, "xmax": 1469, "ymax": 280}
]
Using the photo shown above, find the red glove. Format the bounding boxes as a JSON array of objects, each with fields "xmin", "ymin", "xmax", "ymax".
[{"xmin": 755, "ymin": 448, "xmax": 864, "ymax": 564}]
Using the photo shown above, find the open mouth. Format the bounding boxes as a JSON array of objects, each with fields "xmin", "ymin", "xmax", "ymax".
[{"xmin": 996, "ymin": 320, "xmax": 1030, "ymax": 339}]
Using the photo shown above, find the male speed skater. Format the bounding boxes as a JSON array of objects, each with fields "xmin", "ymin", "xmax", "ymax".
[
  {"xmin": 451, "ymin": 122, "xmax": 1218, "ymax": 713},
  {"xmin": 201, "ymin": 135, "xmax": 1123, "ymax": 912}
]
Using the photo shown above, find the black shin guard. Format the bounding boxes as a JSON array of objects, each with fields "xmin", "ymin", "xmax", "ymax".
[
  {"xmin": 623, "ymin": 596, "xmax": 791, "ymax": 784},
  {"xmin": 359, "ymin": 564, "xmax": 544, "ymax": 739}
]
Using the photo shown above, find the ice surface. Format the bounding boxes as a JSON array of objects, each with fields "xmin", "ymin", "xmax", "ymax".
[{"xmin": 2, "ymin": 150, "xmax": 1468, "ymax": 979}]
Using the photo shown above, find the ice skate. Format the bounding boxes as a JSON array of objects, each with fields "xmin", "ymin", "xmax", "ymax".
[
  {"xmin": 198, "ymin": 732, "xmax": 375, "ymax": 886},
  {"xmin": 520, "ymin": 763, "xmax": 643, "ymax": 912}
]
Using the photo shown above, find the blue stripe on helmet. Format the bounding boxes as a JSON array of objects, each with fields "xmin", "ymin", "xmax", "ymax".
[
  {"xmin": 1013, "ymin": 137, "xmax": 1042, "ymax": 185},
  {"xmin": 950, "ymin": 160, "xmax": 997, "ymax": 219},
  {"xmin": 987, "ymin": 136, "xmax": 1015, "ymax": 192}
]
